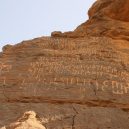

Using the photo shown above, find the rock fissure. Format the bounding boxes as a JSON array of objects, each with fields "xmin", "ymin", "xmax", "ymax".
[{"xmin": 71, "ymin": 115, "xmax": 76, "ymax": 129}]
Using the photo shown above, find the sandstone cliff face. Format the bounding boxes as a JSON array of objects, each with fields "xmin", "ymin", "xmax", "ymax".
[{"xmin": 1, "ymin": 0, "xmax": 129, "ymax": 129}]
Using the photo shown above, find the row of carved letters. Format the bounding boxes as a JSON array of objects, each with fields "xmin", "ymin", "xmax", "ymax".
[
  {"xmin": 22, "ymin": 77, "xmax": 129, "ymax": 95},
  {"xmin": 0, "ymin": 63, "xmax": 12, "ymax": 75},
  {"xmin": 38, "ymin": 37, "xmax": 112, "ymax": 47},
  {"xmin": 33, "ymin": 56, "xmax": 126, "ymax": 66},
  {"xmin": 30, "ymin": 62, "xmax": 119, "ymax": 74},
  {"xmin": 29, "ymin": 60, "xmax": 129, "ymax": 81},
  {"xmin": 1, "ymin": 76, "xmax": 128, "ymax": 95}
]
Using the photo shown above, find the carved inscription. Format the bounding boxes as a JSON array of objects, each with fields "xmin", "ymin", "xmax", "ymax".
[
  {"xmin": 0, "ymin": 62, "xmax": 12, "ymax": 75},
  {"xmin": 0, "ymin": 62, "xmax": 12, "ymax": 85},
  {"xmin": 22, "ymin": 76, "xmax": 129, "ymax": 95},
  {"xmin": 23, "ymin": 56, "xmax": 129, "ymax": 95},
  {"xmin": 20, "ymin": 38, "xmax": 129, "ymax": 95},
  {"xmin": 38, "ymin": 38, "xmax": 77, "ymax": 50},
  {"xmin": 36, "ymin": 37, "xmax": 120, "ymax": 61},
  {"xmin": 28, "ymin": 57, "xmax": 129, "ymax": 81}
]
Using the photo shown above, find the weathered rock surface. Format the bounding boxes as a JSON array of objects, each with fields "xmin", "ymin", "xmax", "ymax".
[
  {"xmin": 1, "ymin": 0, "xmax": 129, "ymax": 129},
  {"xmin": 1, "ymin": 111, "xmax": 46, "ymax": 129}
]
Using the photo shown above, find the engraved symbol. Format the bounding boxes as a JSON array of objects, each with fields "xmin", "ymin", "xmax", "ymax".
[{"xmin": 112, "ymin": 81, "xmax": 124, "ymax": 95}]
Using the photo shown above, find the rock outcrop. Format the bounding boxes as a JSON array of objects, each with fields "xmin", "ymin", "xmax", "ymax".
[
  {"xmin": 1, "ymin": 0, "xmax": 129, "ymax": 129},
  {"xmin": 56, "ymin": 0, "xmax": 129, "ymax": 41},
  {"xmin": 1, "ymin": 111, "xmax": 46, "ymax": 129}
]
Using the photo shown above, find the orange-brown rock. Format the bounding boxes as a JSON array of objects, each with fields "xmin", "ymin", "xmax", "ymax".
[
  {"xmin": 88, "ymin": 0, "xmax": 129, "ymax": 22},
  {"xmin": 1, "ymin": 0, "xmax": 129, "ymax": 129},
  {"xmin": 57, "ymin": 0, "xmax": 129, "ymax": 41}
]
